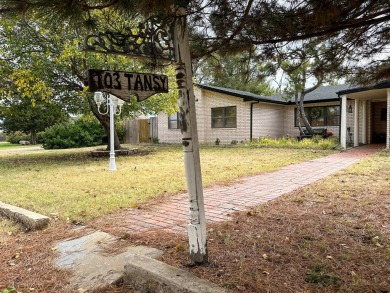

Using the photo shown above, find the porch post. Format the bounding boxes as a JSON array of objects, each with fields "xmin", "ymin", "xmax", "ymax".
[
  {"xmin": 387, "ymin": 89, "xmax": 390, "ymax": 149},
  {"xmin": 340, "ymin": 95, "xmax": 347, "ymax": 149},
  {"xmin": 354, "ymin": 99, "xmax": 359, "ymax": 147},
  {"xmin": 362, "ymin": 100, "xmax": 367, "ymax": 144}
]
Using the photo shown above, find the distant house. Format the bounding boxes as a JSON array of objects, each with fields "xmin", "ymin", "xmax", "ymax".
[{"xmin": 156, "ymin": 81, "xmax": 390, "ymax": 149}]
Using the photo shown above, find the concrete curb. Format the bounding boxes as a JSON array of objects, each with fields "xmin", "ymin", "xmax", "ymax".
[
  {"xmin": 0, "ymin": 201, "xmax": 50, "ymax": 231},
  {"xmin": 124, "ymin": 254, "xmax": 229, "ymax": 293}
]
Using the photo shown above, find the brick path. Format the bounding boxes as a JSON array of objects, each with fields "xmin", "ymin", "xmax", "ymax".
[{"xmin": 92, "ymin": 145, "xmax": 383, "ymax": 235}]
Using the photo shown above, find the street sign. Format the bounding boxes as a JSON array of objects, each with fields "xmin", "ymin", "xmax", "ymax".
[{"xmin": 88, "ymin": 69, "xmax": 168, "ymax": 102}]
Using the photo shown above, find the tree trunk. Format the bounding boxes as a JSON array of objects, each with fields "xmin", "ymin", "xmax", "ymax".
[
  {"xmin": 30, "ymin": 129, "xmax": 37, "ymax": 145},
  {"xmin": 295, "ymin": 94, "xmax": 304, "ymax": 135},
  {"xmin": 298, "ymin": 91, "xmax": 314, "ymax": 134}
]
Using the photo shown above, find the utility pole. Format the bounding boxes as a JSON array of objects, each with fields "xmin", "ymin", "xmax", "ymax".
[{"xmin": 173, "ymin": 6, "xmax": 208, "ymax": 264}]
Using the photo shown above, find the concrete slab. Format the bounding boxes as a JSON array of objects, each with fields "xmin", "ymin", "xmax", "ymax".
[
  {"xmin": 55, "ymin": 231, "xmax": 162, "ymax": 292},
  {"xmin": 0, "ymin": 201, "xmax": 50, "ymax": 231},
  {"xmin": 124, "ymin": 254, "xmax": 229, "ymax": 293}
]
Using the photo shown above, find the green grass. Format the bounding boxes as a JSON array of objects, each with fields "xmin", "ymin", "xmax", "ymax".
[
  {"xmin": 0, "ymin": 142, "xmax": 25, "ymax": 150},
  {"xmin": 306, "ymin": 261, "xmax": 340, "ymax": 286},
  {"xmin": 0, "ymin": 144, "xmax": 335, "ymax": 221}
]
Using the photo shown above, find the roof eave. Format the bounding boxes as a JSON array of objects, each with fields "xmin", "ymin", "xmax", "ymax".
[
  {"xmin": 337, "ymin": 81, "xmax": 390, "ymax": 95},
  {"xmin": 196, "ymin": 84, "xmax": 287, "ymax": 104}
]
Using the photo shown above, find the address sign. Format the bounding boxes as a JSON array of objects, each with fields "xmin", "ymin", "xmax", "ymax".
[{"xmin": 88, "ymin": 69, "xmax": 168, "ymax": 102}]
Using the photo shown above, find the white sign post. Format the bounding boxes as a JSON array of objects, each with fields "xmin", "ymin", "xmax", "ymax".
[
  {"xmin": 174, "ymin": 7, "xmax": 208, "ymax": 264},
  {"xmin": 85, "ymin": 11, "xmax": 208, "ymax": 263}
]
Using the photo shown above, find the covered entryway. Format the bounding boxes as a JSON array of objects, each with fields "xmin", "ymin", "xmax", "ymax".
[{"xmin": 339, "ymin": 81, "xmax": 390, "ymax": 150}]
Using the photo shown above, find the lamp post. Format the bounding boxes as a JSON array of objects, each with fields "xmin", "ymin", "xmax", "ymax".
[{"xmin": 94, "ymin": 91, "xmax": 124, "ymax": 171}]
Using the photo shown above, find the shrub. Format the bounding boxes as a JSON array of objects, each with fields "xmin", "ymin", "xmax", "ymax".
[
  {"xmin": 115, "ymin": 119, "xmax": 125, "ymax": 143},
  {"xmin": 75, "ymin": 115, "xmax": 108, "ymax": 144},
  {"xmin": 43, "ymin": 117, "xmax": 106, "ymax": 149},
  {"xmin": 6, "ymin": 131, "xmax": 30, "ymax": 144},
  {"xmin": 36, "ymin": 131, "xmax": 45, "ymax": 144},
  {"xmin": 245, "ymin": 136, "xmax": 339, "ymax": 150}
]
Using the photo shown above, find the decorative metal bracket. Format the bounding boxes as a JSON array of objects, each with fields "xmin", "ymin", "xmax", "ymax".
[{"xmin": 84, "ymin": 18, "xmax": 175, "ymax": 62}]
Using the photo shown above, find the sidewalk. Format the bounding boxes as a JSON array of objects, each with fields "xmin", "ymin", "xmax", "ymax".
[{"xmin": 91, "ymin": 145, "xmax": 383, "ymax": 235}]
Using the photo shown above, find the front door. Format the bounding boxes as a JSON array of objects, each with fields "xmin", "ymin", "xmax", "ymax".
[{"xmin": 372, "ymin": 102, "xmax": 387, "ymax": 143}]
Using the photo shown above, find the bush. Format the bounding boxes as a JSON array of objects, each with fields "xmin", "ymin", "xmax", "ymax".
[
  {"xmin": 0, "ymin": 132, "xmax": 6, "ymax": 142},
  {"xmin": 245, "ymin": 136, "xmax": 339, "ymax": 150},
  {"xmin": 43, "ymin": 117, "xmax": 107, "ymax": 149},
  {"xmin": 6, "ymin": 131, "xmax": 30, "ymax": 144},
  {"xmin": 115, "ymin": 119, "xmax": 125, "ymax": 143},
  {"xmin": 36, "ymin": 131, "xmax": 45, "ymax": 144},
  {"xmin": 74, "ymin": 115, "xmax": 108, "ymax": 144}
]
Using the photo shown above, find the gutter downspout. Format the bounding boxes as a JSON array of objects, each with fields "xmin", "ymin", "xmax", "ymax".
[
  {"xmin": 250, "ymin": 101, "xmax": 260, "ymax": 140},
  {"xmin": 338, "ymin": 94, "xmax": 341, "ymax": 141}
]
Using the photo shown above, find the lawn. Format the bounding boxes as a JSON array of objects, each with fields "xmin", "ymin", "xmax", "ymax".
[
  {"xmin": 1, "ymin": 145, "xmax": 388, "ymax": 293},
  {"xmin": 0, "ymin": 144, "xmax": 334, "ymax": 221},
  {"xmin": 0, "ymin": 142, "xmax": 25, "ymax": 150}
]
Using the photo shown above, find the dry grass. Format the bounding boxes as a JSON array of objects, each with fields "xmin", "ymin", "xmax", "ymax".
[
  {"xmin": 3, "ymin": 146, "xmax": 388, "ymax": 293},
  {"xmin": 0, "ymin": 144, "xmax": 333, "ymax": 222},
  {"xmin": 0, "ymin": 222, "xmax": 79, "ymax": 292},
  {"xmin": 0, "ymin": 218, "xmax": 23, "ymax": 246},
  {"xmin": 127, "ymin": 150, "xmax": 390, "ymax": 293}
]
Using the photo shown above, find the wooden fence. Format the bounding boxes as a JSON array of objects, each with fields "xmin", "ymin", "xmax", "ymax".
[{"xmin": 124, "ymin": 118, "xmax": 158, "ymax": 144}]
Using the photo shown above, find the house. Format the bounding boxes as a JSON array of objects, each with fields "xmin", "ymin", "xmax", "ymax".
[
  {"xmin": 337, "ymin": 80, "xmax": 390, "ymax": 149},
  {"xmin": 156, "ymin": 81, "xmax": 390, "ymax": 149}
]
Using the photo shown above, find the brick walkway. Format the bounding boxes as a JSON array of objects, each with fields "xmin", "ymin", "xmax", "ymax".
[{"xmin": 92, "ymin": 145, "xmax": 383, "ymax": 235}]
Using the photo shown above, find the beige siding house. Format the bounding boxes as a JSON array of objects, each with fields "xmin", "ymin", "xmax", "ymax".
[{"xmin": 157, "ymin": 81, "xmax": 390, "ymax": 149}]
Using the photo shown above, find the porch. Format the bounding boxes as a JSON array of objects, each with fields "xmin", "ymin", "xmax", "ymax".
[{"xmin": 339, "ymin": 81, "xmax": 390, "ymax": 150}]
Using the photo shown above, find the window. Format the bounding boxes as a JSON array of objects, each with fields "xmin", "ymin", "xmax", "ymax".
[
  {"xmin": 211, "ymin": 106, "xmax": 237, "ymax": 128},
  {"xmin": 326, "ymin": 106, "xmax": 340, "ymax": 126},
  {"xmin": 168, "ymin": 112, "xmax": 180, "ymax": 129},
  {"xmin": 295, "ymin": 106, "xmax": 340, "ymax": 127}
]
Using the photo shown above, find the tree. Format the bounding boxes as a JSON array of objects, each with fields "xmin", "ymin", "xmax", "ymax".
[
  {"xmin": 0, "ymin": 15, "xmax": 178, "ymax": 150},
  {"xmin": 1, "ymin": 0, "xmax": 387, "ymax": 84},
  {"xmin": 276, "ymin": 41, "xmax": 344, "ymax": 135},
  {"xmin": 194, "ymin": 50, "xmax": 275, "ymax": 95},
  {"xmin": 0, "ymin": 97, "xmax": 67, "ymax": 144}
]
